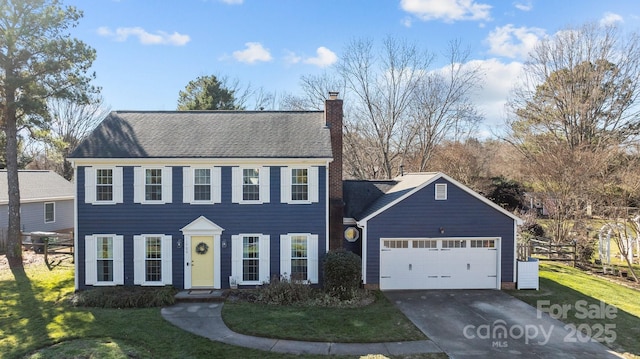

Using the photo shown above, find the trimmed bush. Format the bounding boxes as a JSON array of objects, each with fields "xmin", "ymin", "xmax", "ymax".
[
  {"xmin": 323, "ymin": 248, "xmax": 361, "ymax": 300},
  {"xmin": 70, "ymin": 286, "xmax": 177, "ymax": 308},
  {"xmin": 255, "ymin": 275, "xmax": 313, "ymax": 305}
]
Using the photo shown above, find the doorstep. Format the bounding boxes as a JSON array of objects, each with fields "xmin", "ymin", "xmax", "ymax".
[{"xmin": 175, "ymin": 289, "xmax": 229, "ymax": 303}]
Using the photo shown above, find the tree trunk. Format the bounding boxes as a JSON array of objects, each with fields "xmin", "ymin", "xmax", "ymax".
[{"xmin": 4, "ymin": 86, "xmax": 22, "ymax": 268}]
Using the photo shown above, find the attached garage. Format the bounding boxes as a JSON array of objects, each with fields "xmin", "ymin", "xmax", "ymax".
[
  {"xmin": 379, "ymin": 237, "xmax": 500, "ymax": 290},
  {"xmin": 344, "ymin": 173, "xmax": 522, "ymax": 290}
]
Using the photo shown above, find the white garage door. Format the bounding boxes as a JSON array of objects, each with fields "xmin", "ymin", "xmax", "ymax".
[{"xmin": 379, "ymin": 238, "xmax": 499, "ymax": 290}]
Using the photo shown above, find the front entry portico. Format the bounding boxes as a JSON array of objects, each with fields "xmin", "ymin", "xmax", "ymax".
[{"xmin": 181, "ymin": 216, "xmax": 224, "ymax": 289}]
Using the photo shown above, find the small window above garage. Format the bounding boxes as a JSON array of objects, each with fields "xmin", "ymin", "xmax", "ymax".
[{"xmin": 435, "ymin": 183, "xmax": 447, "ymax": 200}]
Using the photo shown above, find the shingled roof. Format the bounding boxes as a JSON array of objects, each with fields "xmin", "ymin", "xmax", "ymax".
[
  {"xmin": 69, "ymin": 111, "xmax": 333, "ymax": 159},
  {"xmin": 0, "ymin": 170, "xmax": 74, "ymax": 205}
]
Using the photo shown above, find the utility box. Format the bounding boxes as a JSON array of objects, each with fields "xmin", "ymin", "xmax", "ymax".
[{"xmin": 517, "ymin": 257, "xmax": 539, "ymax": 290}]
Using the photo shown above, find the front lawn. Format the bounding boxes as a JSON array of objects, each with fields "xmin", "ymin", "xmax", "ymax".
[
  {"xmin": 0, "ymin": 256, "xmax": 440, "ymax": 359},
  {"xmin": 508, "ymin": 262, "xmax": 640, "ymax": 359},
  {"xmin": 222, "ymin": 291, "xmax": 427, "ymax": 343}
]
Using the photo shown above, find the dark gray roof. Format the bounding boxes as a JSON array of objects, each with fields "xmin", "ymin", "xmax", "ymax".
[
  {"xmin": 70, "ymin": 111, "xmax": 332, "ymax": 159},
  {"xmin": 0, "ymin": 170, "xmax": 74, "ymax": 204},
  {"xmin": 343, "ymin": 180, "xmax": 397, "ymax": 219}
]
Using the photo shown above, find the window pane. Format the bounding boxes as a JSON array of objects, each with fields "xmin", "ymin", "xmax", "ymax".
[
  {"xmin": 194, "ymin": 169, "xmax": 211, "ymax": 201},
  {"xmin": 291, "ymin": 168, "xmax": 308, "ymax": 201},
  {"xmin": 243, "ymin": 236, "xmax": 259, "ymax": 281},
  {"xmin": 145, "ymin": 169, "xmax": 162, "ymax": 201},
  {"xmin": 96, "ymin": 236, "xmax": 113, "ymax": 282},
  {"xmin": 96, "ymin": 169, "xmax": 113, "ymax": 201},
  {"xmin": 291, "ymin": 236, "xmax": 308, "ymax": 280},
  {"xmin": 44, "ymin": 203, "xmax": 54, "ymax": 222},
  {"xmin": 242, "ymin": 168, "xmax": 260, "ymax": 201}
]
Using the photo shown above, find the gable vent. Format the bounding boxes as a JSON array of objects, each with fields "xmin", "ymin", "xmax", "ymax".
[{"xmin": 435, "ymin": 183, "xmax": 447, "ymax": 200}]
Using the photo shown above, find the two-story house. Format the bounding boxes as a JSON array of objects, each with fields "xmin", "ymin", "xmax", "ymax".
[{"xmin": 71, "ymin": 94, "xmax": 522, "ymax": 291}]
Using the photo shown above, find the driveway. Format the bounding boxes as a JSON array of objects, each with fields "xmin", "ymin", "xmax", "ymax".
[{"xmin": 384, "ymin": 290, "xmax": 621, "ymax": 359}]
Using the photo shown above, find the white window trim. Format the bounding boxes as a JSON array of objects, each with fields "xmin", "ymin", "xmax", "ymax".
[
  {"xmin": 280, "ymin": 233, "xmax": 318, "ymax": 283},
  {"xmin": 231, "ymin": 166, "xmax": 270, "ymax": 204},
  {"xmin": 44, "ymin": 202, "xmax": 55, "ymax": 223},
  {"xmin": 231, "ymin": 233, "xmax": 270, "ymax": 285},
  {"xmin": 84, "ymin": 167, "xmax": 123, "ymax": 205},
  {"xmin": 435, "ymin": 183, "xmax": 447, "ymax": 200},
  {"xmin": 134, "ymin": 167, "xmax": 173, "ymax": 204},
  {"xmin": 133, "ymin": 234, "xmax": 173, "ymax": 286},
  {"xmin": 183, "ymin": 167, "xmax": 221, "ymax": 204},
  {"xmin": 84, "ymin": 234, "xmax": 124, "ymax": 286},
  {"xmin": 280, "ymin": 166, "xmax": 319, "ymax": 204}
]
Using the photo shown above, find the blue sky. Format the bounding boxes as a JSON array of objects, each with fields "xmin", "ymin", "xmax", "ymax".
[{"xmin": 65, "ymin": 0, "xmax": 640, "ymax": 134}]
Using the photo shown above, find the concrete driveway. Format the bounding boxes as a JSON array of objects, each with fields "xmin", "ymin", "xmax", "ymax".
[{"xmin": 384, "ymin": 290, "xmax": 621, "ymax": 359}]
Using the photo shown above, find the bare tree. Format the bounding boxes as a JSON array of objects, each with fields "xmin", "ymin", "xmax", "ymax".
[
  {"xmin": 408, "ymin": 40, "xmax": 484, "ymax": 172},
  {"xmin": 41, "ymin": 97, "xmax": 109, "ymax": 179},
  {"xmin": 505, "ymin": 22, "xmax": 640, "ymax": 242},
  {"xmin": 280, "ymin": 73, "xmax": 344, "ymax": 111}
]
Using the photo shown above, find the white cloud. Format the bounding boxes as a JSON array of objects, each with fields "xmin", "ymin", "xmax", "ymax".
[
  {"xmin": 513, "ymin": 1, "xmax": 532, "ymax": 11},
  {"xmin": 303, "ymin": 47, "xmax": 338, "ymax": 68},
  {"xmin": 97, "ymin": 26, "xmax": 190, "ymax": 46},
  {"xmin": 284, "ymin": 50, "xmax": 302, "ymax": 65},
  {"xmin": 232, "ymin": 42, "xmax": 273, "ymax": 64},
  {"xmin": 600, "ymin": 12, "xmax": 624, "ymax": 26},
  {"xmin": 485, "ymin": 24, "xmax": 546, "ymax": 59},
  {"xmin": 220, "ymin": 0, "xmax": 243, "ymax": 4},
  {"xmin": 469, "ymin": 58, "xmax": 524, "ymax": 132},
  {"xmin": 400, "ymin": 0, "xmax": 492, "ymax": 23}
]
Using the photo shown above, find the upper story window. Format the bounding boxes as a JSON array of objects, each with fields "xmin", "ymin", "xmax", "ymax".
[
  {"xmin": 44, "ymin": 202, "xmax": 55, "ymax": 223},
  {"xmin": 243, "ymin": 168, "xmax": 260, "ymax": 201},
  {"xmin": 134, "ymin": 234, "xmax": 173, "ymax": 286},
  {"xmin": 134, "ymin": 167, "xmax": 172, "ymax": 204},
  {"xmin": 183, "ymin": 167, "xmax": 221, "ymax": 204},
  {"xmin": 232, "ymin": 166, "xmax": 270, "ymax": 204},
  {"xmin": 96, "ymin": 169, "xmax": 113, "ymax": 201},
  {"xmin": 145, "ymin": 169, "xmax": 163, "ymax": 201},
  {"xmin": 280, "ymin": 167, "xmax": 319, "ymax": 204},
  {"xmin": 84, "ymin": 167, "xmax": 123, "ymax": 205}
]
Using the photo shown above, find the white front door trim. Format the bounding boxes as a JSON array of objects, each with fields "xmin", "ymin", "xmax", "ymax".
[{"xmin": 181, "ymin": 216, "xmax": 224, "ymax": 289}]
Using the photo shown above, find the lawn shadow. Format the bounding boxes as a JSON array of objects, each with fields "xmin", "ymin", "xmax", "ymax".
[
  {"xmin": 4, "ymin": 265, "xmax": 54, "ymax": 356},
  {"xmin": 510, "ymin": 276, "xmax": 640, "ymax": 358}
]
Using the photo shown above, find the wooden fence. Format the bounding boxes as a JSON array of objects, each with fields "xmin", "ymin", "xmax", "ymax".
[{"xmin": 518, "ymin": 237, "xmax": 577, "ymax": 266}]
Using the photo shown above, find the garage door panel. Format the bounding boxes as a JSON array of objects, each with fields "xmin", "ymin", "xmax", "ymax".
[{"xmin": 380, "ymin": 238, "xmax": 499, "ymax": 290}]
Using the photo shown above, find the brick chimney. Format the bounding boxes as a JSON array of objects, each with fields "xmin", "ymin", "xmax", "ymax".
[{"xmin": 326, "ymin": 92, "xmax": 344, "ymax": 251}]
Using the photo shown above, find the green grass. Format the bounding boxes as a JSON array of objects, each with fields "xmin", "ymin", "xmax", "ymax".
[
  {"xmin": 0, "ymin": 258, "xmax": 441, "ymax": 359},
  {"xmin": 222, "ymin": 291, "xmax": 427, "ymax": 343},
  {"xmin": 508, "ymin": 262, "xmax": 640, "ymax": 358}
]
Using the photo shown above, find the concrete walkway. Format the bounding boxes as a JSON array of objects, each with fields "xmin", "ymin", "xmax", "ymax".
[{"xmin": 161, "ymin": 302, "xmax": 442, "ymax": 356}]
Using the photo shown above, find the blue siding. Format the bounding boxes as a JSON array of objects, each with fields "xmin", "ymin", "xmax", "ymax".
[
  {"xmin": 77, "ymin": 165, "xmax": 327, "ymax": 289},
  {"xmin": 365, "ymin": 178, "xmax": 516, "ymax": 285}
]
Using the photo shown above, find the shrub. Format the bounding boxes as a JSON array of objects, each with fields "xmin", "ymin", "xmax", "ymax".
[
  {"xmin": 575, "ymin": 236, "xmax": 597, "ymax": 263},
  {"xmin": 323, "ymin": 248, "xmax": 361, "ymax": 300},
  {"xmin": 255, "ymin": 275, "xmax": 313, "ymax": 305},
  {"xmin": 70, "ymin": 286, "xmax": 177, "ymax": 308}
]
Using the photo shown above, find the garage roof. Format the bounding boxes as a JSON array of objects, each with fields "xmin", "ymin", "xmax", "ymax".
[
  {"xmin": 0, "ymin": 170, "xmax": 74, "ymax": 205},
  {"xmin": 355, "ymin": 172, "xmax": 522, "ymax": 225}
]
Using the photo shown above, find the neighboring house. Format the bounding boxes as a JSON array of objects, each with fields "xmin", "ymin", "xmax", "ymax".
[
  {"xmin": 0, "ymin": 170, "xmax": 74, "ymax": 234},
  {"xmin": 70, "ymin": 94, "xmax": 522, "ymax": 291}
]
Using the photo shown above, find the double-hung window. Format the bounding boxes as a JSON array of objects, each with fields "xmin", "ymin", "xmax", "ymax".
[
  {"xmin": 232, "ymin": 167, "xmax": 270, "ymax": 204},
  {"xmin": 280, "ymin": 167, "xmax": 319, "ymax": 204},
  {"xmin": 280, "ymin": 233, "xmax": 318, "ymax": 283},
  {"xmin": 183, "ymin": 167, "xmax": 221, "ymax": 204},
  {"xmin": 85, "ymin": 234, "xmax": 124, "ymax": 285},
  {"xmin": 134, "ymin": 234, "xmax": 172, "ymax": 285},
  {"xmin": 44, "ymin": 202, "xmax": 55, "ymax": 223},
  {"xmin": 134, "ymin": 167, "xmax": 172, "ymax": 204},
  {"xmin": 231, "ymin": 234, "xmax": 270, "ymax": 285},
  {"xmin": 85, "ymin": 167, "xmax": 123, "ymax": 205}
]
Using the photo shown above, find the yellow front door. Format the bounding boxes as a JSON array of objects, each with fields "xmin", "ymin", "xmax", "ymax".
[{"xmin": 191, "ymin": 236, "xmax": 214, "ymax": 287}]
